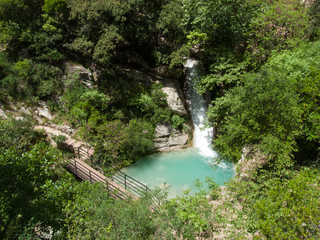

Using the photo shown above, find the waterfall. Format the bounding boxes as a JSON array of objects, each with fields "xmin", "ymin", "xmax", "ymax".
[{"xmin": 184, "ymin": 59, "xmax": 217, "ymax": 159}]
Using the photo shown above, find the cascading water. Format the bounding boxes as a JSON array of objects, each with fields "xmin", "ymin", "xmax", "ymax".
[
  {"xmin": 122, "ymin": 59, "xmax": 234, "ymax": 198},
  {"xmin": 184, "ymin": 59, "xmax": 217, "ymax": 159}
]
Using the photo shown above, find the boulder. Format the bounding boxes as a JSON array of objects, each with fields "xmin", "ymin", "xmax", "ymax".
[
  {"xmin": 168, "ymin": 132, "xmax": 189, "ymax": 147},
  {"xmin": 20, "ymin": 107, "xmax": 31, "ymax": 115},
  {"xmin": 153, "ymin": 124, "xmax": 189, "ymax": 152},
  {"xmin": 161, "ymin": 79, "xmax": 188, "ymax": 116},
  {"xmin": 155, "ymin": 124, "xmax": 171, "ymax": 138},
  {"xmin": 35, "ymin": 102, "xmax": 53, "ymax": 120},
  {"xmin": 0, "ymin": 108, "xmax": 7, "ymax": 119},
  {"xmin": 64, "ymin": 62, "xmax": 93, "ymax": 86}
]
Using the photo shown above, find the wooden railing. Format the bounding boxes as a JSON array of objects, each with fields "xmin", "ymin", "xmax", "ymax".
[
  {"xmin": 74, "ymin": 146, "xmax": 91, "ymax": 160},
  {"xmin": 67, "ymin": 158, "xmax": 128, "ymax": 200}
]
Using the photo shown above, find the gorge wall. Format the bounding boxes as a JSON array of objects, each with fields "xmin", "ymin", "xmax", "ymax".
[{"xmin": 68, "ymin": 62, "xmax": 192, "ymax": 152}]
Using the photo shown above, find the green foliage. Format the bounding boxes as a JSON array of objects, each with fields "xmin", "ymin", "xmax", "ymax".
[
  {"xmin": 125, "ymin": 119, "xmax": 155, "ymax": 160},
  {"xmin": 205, "ymin": 177, "xmax": 220, "ymax": 200},
  {"xmin": 42, "ymin": 0, "xmax": 66, "ymax": 14},
  {"xmin": 157, "ymin": 179, "xmax": 221, "ymax": 239},
  {"xmin": 170, "ymin": 114, "xmax": 185, "ymax": 130},
  {"xmin": 0, "ymin": 52, "xmax": 15, "ymax": 102},
  {"xmin": 61, "ymin": 77, "xmax": 86, "ymax": 110},
  {"xmin": 227, "ymin": 168, "xmax": 320, "ymax": 239},
  {"xmin": 11, "ymin": 59, "xmax": 62, "ymax": 99},
  {"xmin": 89, "ymin": 118, "xmax": 154, "ymax": 167},
  {"xmin": 0, "ymin": 143, "xmax": 66, "ymax": 239},
  {"xmin": 29, "ymin": 30, "xmax": 63, "ymax": 62},
  {"xmin": 80, "ymin": 89, "xmax": 110, "ymax": 111},
  {"xmin": 210, "ymin": 41, "xmax": 320, "ymax": 165},
  {"xmin": 182, "ymin": 0, "xmax": 253, "ymax": 59},
  {"xmin": 245, "ymin": 0, "xmax": 310, "ymax": 67},
  {"xmin": 209, "ymin": 68, "xmax": 302, "ymax": 163},
  {"xmin": 196, "ymin": 57, "xmax": 246, "ymax": 94},
  {"xmin": 93, "ymin": 25, "xmax": 123, "ymax": 65},
  {"xmin": 64, "ymin": 37, "xmax": 94, "ymax": 56},
  {"xmin": 128, "ymin": 83, "xmax": 172, "ymax": 125},
  {"xmin": 0, "ymin": 118, "xmax": 45, "ymax": 152},
  {"xmin": 254, "ymin": 169, "xmax": 320, "ymax": 239},
  {"xmin": 308, "ymin": 0, "xmax": 320, "ymax": 40},
  {"xmin": 64, "ymin": 182, "xmax": 157, "ymax": 240},
  {"xmin": 156, "ymin": 0, "xmax": 184, "ymax": 44},
  {"xmin": 169, "ymin": 44, "xmax": 190, "ymax": 69},
  {"xmin": 53, "ymin": 134, "xmax": 67, "ymax": 145}
]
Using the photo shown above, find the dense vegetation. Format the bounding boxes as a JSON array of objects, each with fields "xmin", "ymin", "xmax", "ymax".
[{"xmin": 1, "ymin": 0, "xmax": 319, "ymax": 239}]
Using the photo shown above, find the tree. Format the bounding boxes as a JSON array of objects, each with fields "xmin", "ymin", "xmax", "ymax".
[
  {"xmin": 0, "ymin": 143, "xmax": 65, "ymax": 239},
  {"xmin": 208, "ymin": 41, "xmax": 320, "ymax": 166},
  {"xmin": 245, "ymin": 0, "xmax": 310, "ymax": 67}
]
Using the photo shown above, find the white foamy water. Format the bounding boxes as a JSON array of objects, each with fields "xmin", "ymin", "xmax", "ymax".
[
  {"xmin": 122, "ymin": 60, "xmax": 234, "ymax": 198},
  {"xmin": 184, "ymin": 59, "xmax": 218, "ymax": 159}
]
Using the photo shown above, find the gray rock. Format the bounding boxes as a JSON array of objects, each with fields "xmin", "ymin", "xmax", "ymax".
[
  {"xmin": 153, "ymin": 124, "xmax": 189, "ymax": 152},
  {"xmin": 0, "ymin": 108, "xmax": 7, "ymax": 119},
  {"xmin": 153, "ymin": 140, "xmax": 169, "ymax": 149},
  {"xmin": 161, "ymin": 78, "xmax": 188, "ymax": 116},
  {"xmin": 15, "ymin": 117, "xmax": 24, "ymax": 121},
  {"xmin": 35, "ymin": 103, "xmax": 53, "ymax": 120},
  {"xmin": 20, "ymin": 107, "xmax": 31, "ymax": 115},
  {"xmin": 168, "ymin": 133, "xmax": 189, "ymax": 147},
  {"xmin": 65, "ymin": 62, "xmax": 93, "ymax": 86},
  {"xmin": 155, "ymin": 124, "xmax": 171, "ymax": 138}
]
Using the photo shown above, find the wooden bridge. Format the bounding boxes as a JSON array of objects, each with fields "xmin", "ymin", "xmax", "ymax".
[{"xmin": 66, "ymin": 147, "xmax": 160, "ymax": 207}]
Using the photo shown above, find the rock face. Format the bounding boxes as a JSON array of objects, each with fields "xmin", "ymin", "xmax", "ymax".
[
  {"xmin": 236, "ymin": 147, "xmax": 269, "ymax": 180},
  {"xmin": 153, "ymin": 124, "xmax": 189, "ymax": 152},
  {"xmin": 116, "ymin": 66, "xmax": 188, "ymax": 116},
  {"xmin": 64, "ymin": 62, "xmax": 94, "ymax": 86},
  {"xmin": 0, "ymin": 108, "xmax": 7, "ymax": 119},
  {"xmin": 116, "ymin": 65, "xmax": 190, "ymax": 151},
  {"xmin": 35, "ymin": 102, "xmax": 53, "ymax": 121},
  {"xmin": 162, "ymin": 79, "xmax": 188, "ymax": 116}
]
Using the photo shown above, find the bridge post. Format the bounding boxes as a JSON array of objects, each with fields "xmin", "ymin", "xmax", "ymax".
[
  {"xmin": 89, "ymin": 170, "xmax": 92, "ymax": 183},
  {"xmin": 124, "ymin": 175, "xmax": 127, "ymax": 190},
  {"xmin": 75, "ymin": 160, "xmax": 77, "ymax": 175}
]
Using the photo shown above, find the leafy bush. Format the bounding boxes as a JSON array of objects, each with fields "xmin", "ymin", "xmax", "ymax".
[
  {"xmin": 63, "ymin": 182, "xmax": 157, "ymax": 240},
  {"xmin": 157, "ymin": 180, "xmax": 218, "ymax": 239},
  {"xmin": 53, "ymin": 135, "xmax": 67, "ymax": 145},
  {"xmin": 0, "ymin": 143, "xmax": 66, "ymax": 239},
  {"xmin": 254, "ymin": 169, "xmax": 320, "ymax": 239},
  {"xmin": 0, "ymin": 52, "xmax": 15, "ymax": 102},
  {"xmin": 0, "ymin": 118, "xmax": 45, "ymax": 152},
  {"xmin": 90, "ymin": 118, "xmax": 154, "ymax": 167},
  {"xmin": 209, "ymin": 41, "xmax": 320, "ymax": 165},
  {"xmin": 12, "ymin": 59, "xmax": 62, "ymax": 99},
  {"xmin": 171, "ymin": 114, "xmax": 185, "ymax": 130}
]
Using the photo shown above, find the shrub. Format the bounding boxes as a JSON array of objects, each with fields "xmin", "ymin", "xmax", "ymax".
[
  {"xmin": 53, "ymin": 135, "xmax": 67, "ymax": 145},
  {"xmin": 254, "ymin": 169, "xmax": 320, "ymax": 239},
  {"xmin": 171, "ymin": 114, "xmax": 185, "ymax": 130}
]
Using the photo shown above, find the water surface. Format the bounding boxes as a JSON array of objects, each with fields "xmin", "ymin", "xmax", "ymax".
[
  {"xmin": 123, "ymin": 59, "xmax": 234, "ymax": 198},
  {"xmin": 123, "ymin": 148, "xmax": 234, "ymax": 198}
]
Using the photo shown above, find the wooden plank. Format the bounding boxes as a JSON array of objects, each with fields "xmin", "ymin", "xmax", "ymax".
[{"xmin": 66, "ymin": 158, "xmax": 137, "ymax": 200}]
